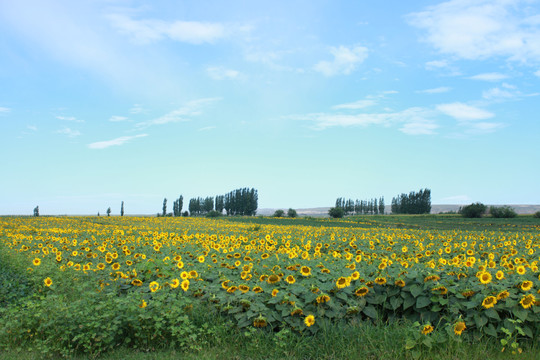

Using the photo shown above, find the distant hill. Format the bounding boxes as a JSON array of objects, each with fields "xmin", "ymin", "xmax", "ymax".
[{"xmin": 257, "ymin": 205, "xmax": 540, "ymax": 217}]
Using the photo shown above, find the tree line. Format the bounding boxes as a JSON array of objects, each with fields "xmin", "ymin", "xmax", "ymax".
[
  {"xmin": 335, "ymin": 197, "xmax": 385, "ymax": 215},
  {"xmin": 390, "ymin": 188, "xmax": 431, "ymax": 214},
  {"xmin": 159, "ymin": 188, "xmax": 258, "ymax": 217}
]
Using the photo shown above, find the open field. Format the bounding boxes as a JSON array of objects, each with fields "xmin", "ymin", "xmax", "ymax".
[{"xmin": 1, "ymin": 215, "xmax": 539, "ymax": 359}]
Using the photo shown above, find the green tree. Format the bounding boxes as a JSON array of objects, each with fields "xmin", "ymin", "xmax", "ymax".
[
  {"xmin": 287, "ymin": 208, "xmax": 298, "ymax": 218},
  {"xmin": 162, "ymin": 198, "xmax": 167, "ymax": 217},
  {"xmin": 107, "ymin": 207, "xmax": 111, "ymax": 217},
  {"xmin": 273, "ymin": 209, "xmax": 285, "ymax": 217},
  {"xmin": 490, "ymin": 206, "xmax": 517, "ymax": 218},
  {"xmin": 328, "ymin": 207, "xmax": 345, "ymax": 218},
  {"xmin": 33, "ymin": 206, "xmax": 39, "ymax": 217},
  {"xmin": 120, "ymin": 201, "xmax": 124, "ymax": 216},
  {"xmin": 460, "ymin": 203, "xmax": 487, "ymax": 218}
]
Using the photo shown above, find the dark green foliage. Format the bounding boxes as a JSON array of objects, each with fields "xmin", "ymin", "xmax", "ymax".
[
  {"xmin": 490, "ymin": 206, "xmax": 517, "ymax": 218},
  {"xmin": 173, "ymin": 196, "xmax": 183, "ymax": 217},
  {"xmin": 287, "ymin": 208, "xmax": 297, "ymax": 218},
  {"xmin": 273, "ymin": 209, "xmax": 285, "ymax": 217},
  {"xmin": 205, "ymin": 210, "xmax": 221, "ymax": 218},
  {"xmin": 106, "ymin": 207, "xmax": 111, "ymax": 217},
  {"xmin": 162, "ymin": 198, "xmax": 167, "ymax": 217},
  {"xmin": 534, "ymin": 211, "xmax": 540, "ymax": 219},
  {"xmin": 120, "ymin": 201, "xmax": 124, "ymax": 217},
  {"xmin": 460, "ymin": 202, "xmax": 487, "ymax": 218},
  {"xmin": 391, "ymin": 189, "xmax": 431, "ymax": 214},
  {"xmin": 328, "ymin": 207, "xmax": 345, "ymax": 218},
  {"xmin": 215, "ymin": 195, "xmax": 224, "ymax": 214},
  {"xmin": 182, "ymin": 211, "xmax": 189, "ymax": 217},
  {"xmin": 224, "ymin": 188, "xmax": 258, "ymax": 216},
  {"xmin": 337, "ymin": 196, "xmax": 386, "ymax": 216},
  {"xmin": 33, "ymin": 206, "xmax": 39, "ymax": 217}
]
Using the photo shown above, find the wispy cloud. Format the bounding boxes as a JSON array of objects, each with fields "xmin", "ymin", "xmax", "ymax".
[
  {"xmin": 56, "ymin": 115, "xmax": 84, "ymax": 123},
  {"xmin": 417, "ymin": 87, "xmax": 451, "ymax": 94},
  {"xmin": 425, "ymin": 60, "xmax": 449, "ymax": 69},
  {"xmin": 109, "ymin": 115, "xmax": 129, "ymax": 122},
  {"xmin": 399, "ymin": 119, "xmax": 439, "ymax": 135},
  {"xmin": 407, "ymin": 0, "xmax": 540, "ymax": 62},
  {"xmin": 206, "ymin": 66, "xmax": 239, "ymax": 80},
  {"xmin": 88, "ymin": 134, "xmax": 147, "ymax": 149},
  {"xmin": 198, "ymin": 126, "xmax": 216, "ymax": 131},
  {"xmin": 129, "ymin": 104, "xmax": 144, "ymax": 114},
  {"xmin": 314, "ymin": 45, "xmax": 368, "ymax": 76},
  {"xmin": 27, "ymin": 125, "xmax": 38, "ymax": 131},
  {"xmin": 135, "ymin": 98, "xmax": 220, "ymax": 129},
  {"xmin": 436, "ymin": 102, "xmax": 494, "ymax": 121},
  {"xmin": 535, "ymin": 69, "xmax": 540, "ymax": 77},
  {"xmin": 106, "ymin": 14, "xmax": 228, "ymax": 45},
  {"xmin": 469, "ymin": 72, "xmax": 508, "ymax": 81},
  {"xmin": 56, "ymin": 127, "xmax": 81, "ymax": 138},
  {"xmin": 0, "ymin": 107, "xmax": 10, "ymax": 114},
  {"xmin": 332, "ymin": 99, "xmax": 376, "ymax": 110}
]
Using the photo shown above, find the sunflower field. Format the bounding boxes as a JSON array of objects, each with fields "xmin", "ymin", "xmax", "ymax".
[{"xmin": 0, "ymin": 215, "xmax": 539, "ymax": 356}]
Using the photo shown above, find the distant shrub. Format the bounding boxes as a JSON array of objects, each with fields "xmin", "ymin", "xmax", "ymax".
[
  {"xmin": 489, "ymin": 206, "xmax": 517, "ymax": 218},
  {"xmin": 287, "ymin": 208, "xmax": 298, "ymax": 218},
  {"xmin": 182, "ymin": 211, "xmax": 189, "ymax": 217},
  {"xmin": 460, "ymin": 203, "xmax": 487, "ymax": 218},
  {"xmin": 206, "ymin": 210, "xmax": 221, "ymax": 218},
  {"xmin": 533, "ymin": 211, "xmax": 540, "ymax": 219},
  {"xmin": 273, "ymin": 209, "xmax": 285, "ymax": 217},
  {"xmin": 328, "ymin": 207, "xmax": 345, "ymax": 218}
]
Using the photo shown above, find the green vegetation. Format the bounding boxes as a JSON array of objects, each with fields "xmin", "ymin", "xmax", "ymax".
[
  {"xmin": 328, "ymin": 207, "xmax": 345, "ymax": 218},
  {"xmin": 460, "ymin": 202, "xmax": 488, "ymax": 218},
  {"xmin": 490, "ymin": 206, "xmax": 518, "ymax": 218}
]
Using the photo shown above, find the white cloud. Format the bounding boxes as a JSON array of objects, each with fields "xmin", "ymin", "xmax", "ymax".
[
  {"xmin": 400, "ymin": 120, "xmax": 439, "ymax": 135},
  {"xmin": 0, "ymin": 107, "xmax": 10, "ymax": 114},
  {"xmin": 206, "ymin": 66, "xmax": 239, "ymax": 80},
  {"xmin": 293, "ymin": 106, "xmax": 437, "ymax": 135},
  {"xmin": 332, "ymin": 99, "xmax": 376, "ymax": 110},
  {"xmin": 56, "ymin": 127, "xmax": 81, "ymax": 138},
  {"xmin": 198, "ymin": 126, "xmax": 216, "ymax": 131},
  {"xmin": 407, "ymin": 0, "xmax": 540, "ymax": 62},
  {"xmin": 135, "ymin": 98, "xmax": 220, "ymax": 129},
  {"xmin": 106, "ymin": 14, "xmax": 227, "ymax": 44},
  {"xmin": 436, "ymin": 102, "xmax": 494, "ymax": 121},
  {"xmin": 56, "ymin": 115, "xmax": 84, "ymax": 123},
  {"xmin": 425, "ymin": 60, "xmax": 449, "ymax": 69},
  {"xmin": 109, "ymin": 116, "xmax": 128, "ymax": 122},
  {"xmin": 469, "ymin": 72, "xmax": 509, "ymax": 81},
  {"xmin": 130, "ymin": 104, "xmax": 144, "ymax": 114},
  {"xmin": 466, "ymin": 121, "xmax": 504, "ymax": 133},
  {"xmin": 27, "ymin": 125, "xmax": 37, "ymax": 131},
  {"xmin": 417, "ymin": 86, "xmax": 451, "ymax": 94},
  {"xmin": 535, "ymin": 69, "xmax": 540, "ymax": 77},
  {"xmin": 482, "ymin": 87, "xmax": 516, "ymax": 99},
  {"xmin": 314, "ymin": 45, "xmax": 368, "ymax": 76},
  {"xmin": 88, "ymin": 134, "xmax": 147, "ymax": 149}
]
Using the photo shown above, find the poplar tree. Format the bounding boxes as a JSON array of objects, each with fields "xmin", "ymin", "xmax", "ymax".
[
  {"xmin": 121, "ymin": 201, "xmax": 124, "ymax": 216},
  {"xmin": 162, "ymin": 198, "xmax": 167, "ymax": 217}
]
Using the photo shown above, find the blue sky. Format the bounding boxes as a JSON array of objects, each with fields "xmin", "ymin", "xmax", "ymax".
[{"xmin": 1, "ymin": 0, "xmax": 539, "ymax": 215}]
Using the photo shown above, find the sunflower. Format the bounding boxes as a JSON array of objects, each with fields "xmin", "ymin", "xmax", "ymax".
[
  {"xmin": 44, "ymin": 277, "xmax": 53, "ymax": 287},
  {"xmin": 462, "ymin": 290, "xmax": 475, "ymax": 298},
  {"xmin": 285, "ymin": 275, "xmax": 296, "ymax": 284},
  {"xmin": 520, "ymin": 294, "xmax": 536, "ymax": 309},
  {"xmin": 304, "ymin": 315, "xmax": 315, "ymax": 327},
  {"xmin": 481, "ymin": 296, "xmax": 497, "ymax": 309},
  {"xmin": 336, "ymin": 277, "xmax": 349, "ymax": 289},
  {"xmin": 189, "ymin": 270, "xmax": 198, "ymax": 278},
  {"xmin": 170, "ymin": 278, "xmax": 180, "ymax": 289},
  {"xmin": 354, "ymin": 287, "xmax": 369, "ymax": 297},
  {"xmin": 198, "ymin": 255, "xmax": 205, "ymax": 263},
  {"xmin": 132, "ymin": 279, "xmax": 143, "ymax": 286},
  {"xmin": 479, "ymin": 272, "xmax": 492, "ymax": 284},
  {"xmin": 495, "ymin": 271, "xmax": 505, "ymax": 280},
  {"xmin": 497, "ymin": 290, "xmax": 509, "ymax": 300},
  {"xmin": 395, "ymin": 279, "xmax": 406, "ymax": 287},
  {"xmin": 239, "ymin": 284, "xmax": 250, "ymax": 293},
  {"xmin": 300, "ymin": 266, "xmax": 311, "ymax": 276},
  {"xmin": 227, "ymin": 286, "xmax": 237, "ymax": 293},
  {"xmin": 271, "ymin": 289, "xmax": 279, "ymax": 297},
  {"xmin": 422, "ymin": 324, "xmax": 434, "ymax": 335},
  {"xmin": 424, "ymin": 275, "xmax": 440, "ymax": 282},
  {"xmin": 112, "ymin": 262, "xmax": 120, "ymax": 271},
  {"xmin": 149, "ymin": 281, "xmax": 159, "ymax": 293},
  {"xmin": 33, "ymin": 258, "xmax": 41, "ymax": 266},
  {"xmin": 253, "ymin": 315, "xmax": 267, "ymax": 328},
  {"xmin": 454, "ymin": 321, "xmax": 466, "ymax": 336},
  {"xmin": 291, "ymin": 307, "xmax": 303, "ymax": 316},
  {"xmin": 267, "ymin": 274, "xmax": 280, "ymax": 284},
  {"xmin": 181, "ymin": 271, "xmax": 189, "ymax": 280},
  {"xmin": 374, "ymin": 277, "xmax": 387, "ymax": 285},
  {"xmin": 253, "ymin": 286, "xmax": 263, "ymax": 293},
  {"xmin": 316, "ymin": 294, "xmax": 331, "ymax": 303},
  {"xmin": 139, "ymin": 299, "xmax": 147, "ymax": 308},
  {"xmin": 176, "ymin": 261, "xmax": 184, "ymax": 269},
  {"xmin": 516, "ymin": 266, "xmax": 526, "ymax": 275},
  {"xmin": 181, "ymin": 279, "xmax": 190, "ymax": 292},
  {"xmin": 351, "ymin": 271, "xmax": 360, "ymax": 280},
  {"xmin": 432, "ymin": 286, "xmax": 448, "ymax": 295},
  {"xmin": 520, "ymin": 281, "xmax": 533, "ymax": 292}
]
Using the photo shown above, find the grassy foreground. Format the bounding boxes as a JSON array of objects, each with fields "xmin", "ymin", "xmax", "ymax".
[{"xmin": 1, "ymin": 214, "xmax": 539, "ymax": 359}]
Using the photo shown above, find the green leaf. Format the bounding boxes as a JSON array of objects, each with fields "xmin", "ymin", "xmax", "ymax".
[
  {"xmin": 484, "ymin": 324, "xmax": 497, "ymax": 338},
  {"xmin": 474, "ymin": 314, "xmax": 488, "ymax": 329},
  {"xmin": 390, "ymin": 296, "xmax": 403, "ymax": 310},
  {"xmin": 363, "ymin": 305, "xmax": 378, "ymax": 320},
  {"xmin": 416, "ymin": 296, "xmax": 431, "ymax": 309},
  {"xmin": 403, "ymin": 295, "xmax": 416, "ymax": 310},
  {"xmin": 513, "ymin": 308, "xmax": 528, "ymax": 321},
  {"xmin": 485, "ymin": 308, "xmax": 500, "ymax": 320},
  {"xmin": 410, "ymin": 284, "xmax": 422, "ymax": 298}
]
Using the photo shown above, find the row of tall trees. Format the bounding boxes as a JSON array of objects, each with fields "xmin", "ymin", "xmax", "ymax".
[
  {"xmin": 224, "ymin": 188, "xmax": 258, "ymax": 216},
  {"xmin": 391, "ymin": 188, "xmax": 431, "ymax": 214},
  {"xmin": 335, "ymin": 197, "xmax": 385, "ymax": 215},
  {"xmin": 159, "ymin": 188, "xmax": 258, "ymax": 217}
]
